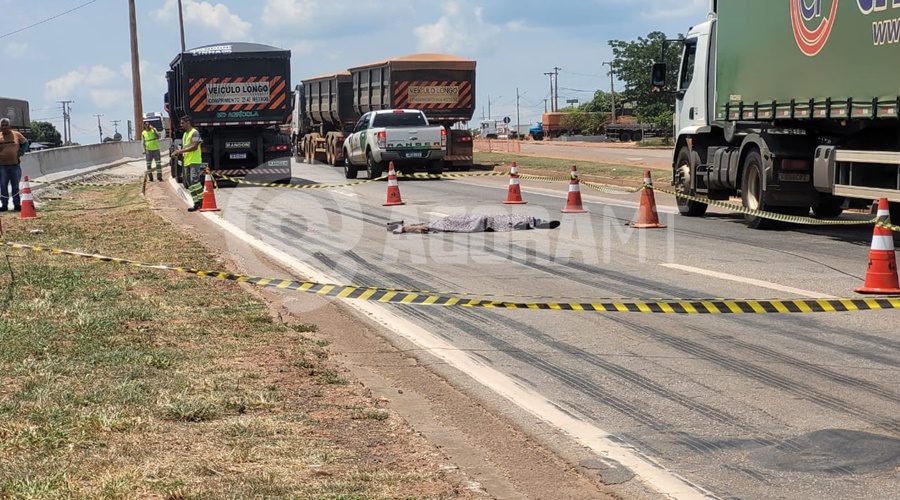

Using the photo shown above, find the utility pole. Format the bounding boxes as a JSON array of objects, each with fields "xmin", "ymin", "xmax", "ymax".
[
  {"xmin": 553, "ymin": 67, "xmax": 561, "ymax": 113},
  {"xmin": 177, "ymin": 0, "xmax": 187, "ymax": 52},
  {"xmin": 111, "ymin": 120, "xmax": 121, "ymax": 136},
  {"xmin": 94, "ymin": 114, "xmax": 103, "ymax": 143},
  {"xmin": 488, "ymin": 94, "xmax": 491, "ymax": 120},
  {"xmin": 543, "ymin": 71, "xmax": 554, "ymax": 112},
  {"xmin": 58, "ymin": 100, "xmax": 73, "ymax": 145},
  {"xmin": 516, "ymin": 87, "xmax": 527, "ymax": 139},
  {"xmin": 128, "ymin": 0, "xmax": 144, "ymax": 142},
  {"xmin": 603, "ymin": 61, "xmax": 616, "ymax": 124}
]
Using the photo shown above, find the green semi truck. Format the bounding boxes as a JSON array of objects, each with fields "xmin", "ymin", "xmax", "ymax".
[{"xmin": 657, "ymin": 0, "xmax": 900, "ymax": 228}]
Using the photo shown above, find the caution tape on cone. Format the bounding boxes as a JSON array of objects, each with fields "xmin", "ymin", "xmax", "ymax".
[{"xmin": 3, "ymin": 240, "xmax": 900, "ymax": 314}]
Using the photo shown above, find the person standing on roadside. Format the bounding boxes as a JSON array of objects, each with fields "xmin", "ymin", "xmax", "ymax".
[
  {"xmin": 0, "ymin": 117, "xmax": 28, "ymax": 212},
  {"xmin": 172, "ymin": 116, "xmax": 204, "ymax": 211},
  {"xmin": 142, "ymin": 121, "xmax": 163, "ymax": 182}
]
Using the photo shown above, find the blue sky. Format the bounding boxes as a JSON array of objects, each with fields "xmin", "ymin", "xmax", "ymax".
[{"xmin": 2, "ymin": 0, "xmax": 707, "ymax": 144}]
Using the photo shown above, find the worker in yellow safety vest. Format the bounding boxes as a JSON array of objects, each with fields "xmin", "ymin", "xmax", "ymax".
[
  {"xmin": 142, "ymin": 121, "xmax": 163, "ymax": 181},
  {"xmin": 172, "ymin": 115, "xmax": 204, "ymax": 211}
]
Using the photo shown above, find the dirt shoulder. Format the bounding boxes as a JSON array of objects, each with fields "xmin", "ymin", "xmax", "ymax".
[{"xmin": 145, "ymin": 181, "xmax": 622, "ymax": 499}]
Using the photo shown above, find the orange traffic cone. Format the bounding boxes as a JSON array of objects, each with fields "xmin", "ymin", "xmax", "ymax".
[
  {"xmin": 855, "ymin": 198, "xmax": 900, "ymax": 294},
  {"xmin": 19, "ymin": 176, "xmax": 38, "ymax": 220},
  {"xmin": 503, "ymin": 161, "xmax": 527, "ymax": 204},
  {"xmin": 199, "ymin": 171, "xmax": 221, "ymax": 212},
  {"xmin": 383, "ymin": 162, "xmax": 405, "ymax": 206},
  {"xmin": 630, "ymin": 170, "xmax": 667, "ymax": 228},
  {"xmin": 561, "ymin": 165, "xmax": 588, "ymax": 213}
]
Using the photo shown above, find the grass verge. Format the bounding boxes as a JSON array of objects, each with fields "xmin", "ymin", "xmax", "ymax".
[
  {"xmin": 0, "ymin": 181, "xmax": 465, "ymax": 499},
  {"xmin": 473, "ymin": 151, "xmax": 652, "ymax": 182}
]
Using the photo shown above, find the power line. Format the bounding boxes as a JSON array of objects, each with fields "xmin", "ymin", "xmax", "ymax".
[{"xmin": 1, "ymin": 0, "xmax": 100, "ymax": 39}]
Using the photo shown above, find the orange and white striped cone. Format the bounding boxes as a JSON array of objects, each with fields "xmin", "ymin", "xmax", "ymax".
[
  {"xmin": 630, "ymin": 170, "xmax": 667, "ymax": 228},
  {"xmin": 19, "ymin": 176, "xmax": 38, "ymax": 220},
  {"xmin": 561, "ymin": 165, "xmax": 588, "ymax": 213},
  {"xmin": 855, "ymin": 198, "xmax": 900, "ymax": 294},
  {"xmin": 383, "ymin": 162, "xmax": 406, "ymax": 206},
  {"xmin": 199, "ymin": 171, "xmax": 221, "ymax": 212},
  {"xmin": 503, "ymin": 161, "xmax": 527, "ymax": 204}
]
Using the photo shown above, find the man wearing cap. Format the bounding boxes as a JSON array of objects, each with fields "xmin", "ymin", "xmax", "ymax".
[
  {"xmin": 172, "ymin": 115, "xmax": 204, "ymax": 211},
  {"xmin": 142, "ymin": 121, "xmax": 163, "ymax": 181},
  {"xmin": 0, "ymin": 117, "xmax": 28, "ymax": 212}
]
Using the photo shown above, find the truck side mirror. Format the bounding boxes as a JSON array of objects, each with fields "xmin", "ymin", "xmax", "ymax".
[{"xmin": 651, "ymin": 62, "xmax": 667, "ymax": 91}]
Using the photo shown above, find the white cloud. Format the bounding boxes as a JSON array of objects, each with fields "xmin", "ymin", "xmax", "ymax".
[
  {"xmin": 4, "ymin": 42, "xmax": 28, "ymax": 59},
  {"xmin": 260, "ymin": 0, "xmax": 398, "ymax": 29},
  {"xmin": 154, "ymin": 0, "xmax": 251, "ymax": 38},
  {"xmin": 89, "ymin": 90, "xmax": 131, "ymax": 110},
  {"xmin": 639, "ymin": 0, "xmax": 708, "ymax": 20},
  {"xmin": 45, "ymin": 65, "xmax": 120, "ymax": 100},
  {"xmin": 414, "ymin": 1, "xmax": 524, "ymax": 55}
]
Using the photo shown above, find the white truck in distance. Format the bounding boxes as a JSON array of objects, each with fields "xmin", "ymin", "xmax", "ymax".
[{"xmin": 343, "ymin": 110, "xmax": 447, "ymax": 179}]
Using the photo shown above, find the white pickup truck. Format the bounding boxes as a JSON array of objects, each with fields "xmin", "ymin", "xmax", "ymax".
[{"xmin": 343, "ymin": 109, "xmax": 446, "ymax": 179}]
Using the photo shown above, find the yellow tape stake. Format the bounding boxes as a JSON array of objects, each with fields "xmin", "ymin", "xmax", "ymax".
[{"xmin": 4, "ymin": 241, "xmax": 900, "ymax": 314}]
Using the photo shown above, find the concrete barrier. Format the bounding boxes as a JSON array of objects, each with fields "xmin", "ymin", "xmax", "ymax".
[{"xmin": 20, "ymin": 139, "xmax": 172, "ymax": 184}]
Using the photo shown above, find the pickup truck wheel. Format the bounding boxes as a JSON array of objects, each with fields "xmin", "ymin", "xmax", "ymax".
[
  {"xmin": 367, "ymin": 151, "xmax": 384, "ymax": 180},
  {"xmin": 344, "ymin": 149, "xmax": 358, "ymax": 178},
  {"xmin": 675, "ymin": 147, "xmax": 707, "ymax": 217},
  {"xmin": 741, "ymin": 150, "xmax": 774, "ymax": 229}
]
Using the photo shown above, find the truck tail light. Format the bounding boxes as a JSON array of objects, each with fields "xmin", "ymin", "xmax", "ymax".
[
  {"xmin": 266, "ymin": 144, "xmax": 290, "ymax": 152},
  {"xmin": 441, "ymin": 128, "xmax": 447, "ymax": 148},
  {"xmin": 456, "ymin": 135, "xmax": 472, "ymax": 142},
  {"xmin": 377, "ymin": 130, "xmax": 386, "ymax": 149},
  {"xmin": 781, "ymin": 159, "xmax": 810, "ymax": 171}
]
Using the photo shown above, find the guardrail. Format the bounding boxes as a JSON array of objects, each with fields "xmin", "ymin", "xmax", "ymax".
[{"xmin": 20, "ymin": 139, "xmax": 172, "ymax": 182}]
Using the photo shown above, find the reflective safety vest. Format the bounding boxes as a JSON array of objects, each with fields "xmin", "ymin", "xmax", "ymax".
[
  {"xmin": 142, "ymin": 129, "xmax": 159, "ymax": 151},
  {"xmin": 182, "ymin": 127, "xmax": 202, "ymax": 166}
]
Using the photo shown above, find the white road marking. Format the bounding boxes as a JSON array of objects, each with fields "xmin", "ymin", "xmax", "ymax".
[
  {"xmin": 625, "ymin": 157, "xmax": 645, "ymax": 161},
  {"xmin": 201, "ymin": 212, "xmax": 715, "ymax": 500},
  {"xmin": 660, "ymin": 263, "xmax": 839, "ymax": 298},
  {"xmin": 330, "ymin": 189, "xmax": 357, "ymax": 198}
]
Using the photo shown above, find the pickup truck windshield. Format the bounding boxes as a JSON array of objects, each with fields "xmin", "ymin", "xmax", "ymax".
[{"xmin": 372, "ymin": 113, "xmax": 427, "ymax": 128}]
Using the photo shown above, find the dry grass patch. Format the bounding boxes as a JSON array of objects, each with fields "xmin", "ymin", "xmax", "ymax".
[
  {"xmin": 0, "ymin": 179, "xmax": 473, "ymax": 499},
  {"xmin": 474, "ymin": 151, "xmax": 650, "ymax": 180}
]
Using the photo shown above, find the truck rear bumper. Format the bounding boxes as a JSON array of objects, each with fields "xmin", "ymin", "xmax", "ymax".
[{"xmin": 379, "ymin": 151, "xmax": 445, "ymax": 164}]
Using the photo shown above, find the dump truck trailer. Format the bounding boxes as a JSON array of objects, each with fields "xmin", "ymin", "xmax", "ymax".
[
  {"xmin": 292, "ymin": 72, "xmax": 356, "ymax": 167},
  {"xmin": 347, "ymin": 53, "xmax": 476, "ymax": 172},
  {"xmin": 165, "ymin": 42, "xmax": 293, "ymax": 186},
  {"xmin": 0, "ymin": 97, "xmax": 30, "ymax": 131},
  {"xmin": 660, "ymin": 0, "xmax": 900, "ymax": 228}
]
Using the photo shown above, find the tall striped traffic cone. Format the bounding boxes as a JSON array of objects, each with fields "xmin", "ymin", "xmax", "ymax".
[
  {"xmin": 854, "ymin": 198, "xmax": 900, "ymax": 294},
  {"xmin": 19, "ymin": 176, "xmax": 38, "ymax": 220},
  {"xmin": 630, "ymin": 170, "xmax": 667, "ymax": 228},
  {"xmin": 383, "ymin": 162, "xmax": 405, "ymax": 206},
  {"xmin": 561, "ymin": 165, "xmax": 588, "ymax": 213},
  {"xmin": 503, "ymin": 161, "xmax": 527, "ymax": 204},
  {"xmin": 199, "ymin": 171, "xmax": 220, "ymax": 212}
]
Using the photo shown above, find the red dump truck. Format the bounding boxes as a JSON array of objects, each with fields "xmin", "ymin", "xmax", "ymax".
[
  {"xmin": 166, "ymin": 42, "xmax": 293, "ymax": 186},
  {"xmin": 292, "ymin": 72, "xmax": 354, "ymax": 167}
]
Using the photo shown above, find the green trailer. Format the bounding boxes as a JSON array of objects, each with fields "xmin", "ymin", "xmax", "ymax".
[{"xmin": 659, "ymin": 0, "xmax": 900, "ymax": 228}]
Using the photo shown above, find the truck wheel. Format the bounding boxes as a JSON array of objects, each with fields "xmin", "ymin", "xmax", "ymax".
[
  {"xmin": 741, "ymin": 150, "xmax": 774, "ymax": 229},
  {"xmin": 674, "ymin": 147, "xmax": 708, "ymax": 217},
  {"xmin": 813, "ymin": 196, "xmax": 844, "ymax": 219},
  {"xmin": 366, "ymin": 151, "xmax": 384, "ymax": 180},
  {"xmin": 632, "ymin": 131, "xmax": 643, "ymax": 142},
  {"xmin": 533, "ymin": 133, "xmax": 543, "ymax": 141},
  {"xmin": 619, "ymin": 132, "xmax": 631, "ymax": 142},
  {"xmin": 427, "ymin": 161, "xmax": 444, "ymax": 176}
]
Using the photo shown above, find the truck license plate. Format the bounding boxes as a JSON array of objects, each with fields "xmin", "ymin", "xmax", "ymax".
[
  {"xmin": 405, "ymin": 151, "xmax": 423, "ymax": 158},
  {"xmin": 230, "ymin": 153, "xmax": 247, "ymax": 160},
  {"xmin": 778, "ymin": 173, "xmax": 809, "ymax": 182}
]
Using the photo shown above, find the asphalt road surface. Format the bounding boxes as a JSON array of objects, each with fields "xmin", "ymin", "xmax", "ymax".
[{"xmin": 204, "ymin": 160, "xmax": 900, "ymax": 500}]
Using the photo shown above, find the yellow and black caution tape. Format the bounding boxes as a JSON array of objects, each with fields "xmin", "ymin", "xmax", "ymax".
[
  {"xmin": 650, "ymin": 184, "xmax": 879, "ymax": 226},
  {"xmin": 212, "ymin": 173, "xmax": 386, "ymax": 189},
  {"xmin": 3, "ymin": 240, "xmax": 899, "ymax": 314},
  {"xmin": 582, "ymin": 180, "xmax": 644, "ymax": 195}
]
